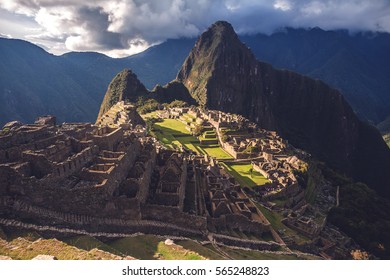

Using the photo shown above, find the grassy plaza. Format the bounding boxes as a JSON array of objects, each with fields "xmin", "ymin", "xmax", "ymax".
[
  {"xmin": 152, "ymin": 118, "xmax": 233, "ymax": 160},
  {"xmin": 221, "ymin": 162, "xmax": 269, "ymax": 188}
]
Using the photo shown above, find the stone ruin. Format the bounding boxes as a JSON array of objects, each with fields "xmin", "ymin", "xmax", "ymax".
[{"xmin": 0, "ymin": 102, "xmax": 278, "ymax": 250}]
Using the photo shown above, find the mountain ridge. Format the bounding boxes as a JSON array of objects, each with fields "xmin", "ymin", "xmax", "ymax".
[
  {"xmin": 177, "ymin": 21, "xmax": 390, "ymax": 198},
  {"xmin": 1, "ymin": 28, "xmax": 390, "ymax": 126}
]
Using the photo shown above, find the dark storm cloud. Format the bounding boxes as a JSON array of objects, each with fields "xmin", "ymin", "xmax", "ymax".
[
  {"xmin": 1, "ymin": 0, "xmax": 389, "ymax": 57},
  {"xmin": 70, "ymin": 6, "xmax": 124, "ymax": 50}
]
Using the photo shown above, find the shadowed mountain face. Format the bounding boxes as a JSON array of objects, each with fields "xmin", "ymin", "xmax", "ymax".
[
  {"xmin": 241, "ymin": 29, "xmax": 390, "ymax": 124},
  {"xmin": 177, "ymin": 21, "xmax": 390, "ymax": 197}
]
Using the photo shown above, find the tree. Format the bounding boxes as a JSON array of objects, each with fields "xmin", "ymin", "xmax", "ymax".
[
  {"xmin": 221, "ymin": 134, "xmax": 229, "ymax": 142},
  {"xmin": 192, "ymin": 124, "xmax": 204, "ymax": 136},
  {"xmin": 250, "ymin": 146, "xmax": 260, "ymax": 154},
  {"xmin": 166, "ymin": 100, "xmax": 188, "ymax": 108}
]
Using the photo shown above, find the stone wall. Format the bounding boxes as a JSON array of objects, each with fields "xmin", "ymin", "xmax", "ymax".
[
  {"xmin": 141, "ymin": 204, "xmax": 207, "ymax": 231},
  {"xmin": 0, "ymin": 125, "xmax": 54, "ymax": 149},
  {"xmin": 213, "ymin": 233, "xmax": 280, "ymax": 251},
  {"xmin": 208, "ymin": 214, "xmax": 271, "ymax": 236},
  {"xmin": 54, "ymin": 146, "xmax": 99, "ymax": 179},
  {"xmin": 91, "ymin": 127, "xmax": 124, "ymax": 151}
]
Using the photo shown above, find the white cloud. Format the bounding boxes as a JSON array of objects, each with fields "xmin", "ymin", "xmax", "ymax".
[
  {"xmin": 0, "ymin": 33, "xmax": 13, "ymax": 38},
  {"xmin": 0, "ymin": 0, "xmax": 389, "ymax": 57},
  {"xmin": 274, "ymin": 0, "xmax": 292, "ymax": 11}
]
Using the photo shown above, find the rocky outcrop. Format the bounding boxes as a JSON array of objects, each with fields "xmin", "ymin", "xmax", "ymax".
[
  {"xmin": 97, "ymin": 69, "xmax": 148, "ymax": 120},
  {"xmin": 177, "ymin": 21, "xmax": 390, "ymax": 197}
]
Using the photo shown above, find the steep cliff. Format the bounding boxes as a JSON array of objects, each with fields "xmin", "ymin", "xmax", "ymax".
[{"xmin": 177, "ymin": 21, "xmax": 390, "ymax": 197}]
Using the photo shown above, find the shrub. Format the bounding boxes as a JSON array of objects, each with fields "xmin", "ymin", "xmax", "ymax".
[
  {"xmin": 221, "ymin": 134, "xmax": 229, "ymax": 142},
  {"xmin": 136, "ymin": 97, "xmax": 160, "ymax": 114},
  {"xmin": 192, "ymin": 124, "xmax": 204, "ymax": 136},
  {"xmin": 166, "ymin": 100, "xmax": 188, "ymax": 108}
]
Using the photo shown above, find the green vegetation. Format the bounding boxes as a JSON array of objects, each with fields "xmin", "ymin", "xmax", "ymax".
[
  {"xmin": 0, "ymin": 230, "xmax": 317, "ymax": 260},
  {"xmin": 105, "ymin": 71, "xmax": 128, "ymax": 113},
  {"xmin": 222, "ymin": 162, "xmax": 269, "ymax": 188},
  {"xmin": 192, "ymin": 124, "xmax": 204, "ymax": 136},
  {"xmin": 141, "ymin": 111, "xmax": 160, "ymax": 119},
  {"xmin": 136, "ymin": 97, "xmax": 160, "ymax": 114},
  {"xmin": 1, "ymin": 128, "xmax": 10, "ymax": 135},
  {"xmin": 107, "ymin": 235, "xmax": 160, "ymax": 260},
  {"xmin": 157, "ymin": 242, "xmax": 204, "ymax": 260},
  {"xmin": 107, "ymin": 235, "xmax": 206, "ymax": 260},
  {"xmin": 199, "ymin": 130, "xmax": 218, "ymax": 145},
  {"xmin": 244, "ymin": 145, "xmax": 260, "ymax": 155},
  {"xmin": 176, "ymin": 240, "xmax": 225, "ymax": 260},
  {"xmin": 63, "ymin": 235, "xmax": 122, "ymax": 256},
  {"xmin": 154, "ymin": 118, "xmax": 189, "ymax": 134},
  {"xmin": 0, "ymin": 234, "xmax": 123, "ymax": 260},
  {"xmin": 201, "ymin": 145, "xmax": 233, "ymax": 159},
  {"xmin": 220, "ymin": 128, "xmax": 248, "ymax": 136},
  {"xmin": 223, "ymin": 248, "xmax": 312, "ymax": 260},
  {"xmin": 321, "ymin": 164, "xmax": 390, "ymax": 259},
  {"xmin": 98, "ymin": 69, "xmax": 148, "ymax": 119},
  {"xmin": 164, "ymin": 100, "xmax": 188, "ymax": 108},
  {"xmin": 257, "ymin": 204, "xmax": 310, "ymax": 245},
  {"xmin": 269, "ymin": 198, "xmax": 287, "ymax": 208},
  {"xmin": 221, "ymin": 134, "xmax": 229, "ymax": 142},
  {"xmin": 151, "ymin": 118, "xmax": 233, "ymax": 159},
  {"xmin": 301, "ymin": 163, "xmax": 321, "ymax": 204},
  {"xmin": 383, "ymin": 133, "xmax": 390, "ymax": 148}
]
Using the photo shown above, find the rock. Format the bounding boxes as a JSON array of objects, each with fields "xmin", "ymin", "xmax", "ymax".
[
  {"xmin": 3, "ymin": 121, "xmax": 23, "ymax": 130},
  {"xmin": 35, "ymin": 115, "xmax": 56, "ymax": 126},
  {"xmin": 32, "ymin": 255, "xmax": 57, "ymax": 260},
  {"xmin": 0, "ymin": 255, "xmax": 12, "ymax": 260},
  {"xmin": 164, "ymin": 239, "xmax": 174, "ymax": 245}
]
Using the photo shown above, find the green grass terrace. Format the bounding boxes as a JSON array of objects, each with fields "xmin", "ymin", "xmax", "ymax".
[
  {"xmin": 151, "ymin": 118, "xmax": 233, "ymax": 160},
  {"xmin": 221, "ymin": 162, "xmax": 270, "ymax": 188}
]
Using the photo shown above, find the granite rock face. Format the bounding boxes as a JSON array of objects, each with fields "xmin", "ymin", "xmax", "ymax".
[{"xmin": 177, "ymin": 21, "xmax": 390, "ymax": 197}]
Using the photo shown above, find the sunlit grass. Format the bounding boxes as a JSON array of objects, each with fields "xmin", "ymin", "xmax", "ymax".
[
  {"xmin": 152, "ymin": 118, "xmax": 233, "ymax": 159},
  {"xmin": 222, "ymin": 162, "xmax": 269, "ymax": 187}
]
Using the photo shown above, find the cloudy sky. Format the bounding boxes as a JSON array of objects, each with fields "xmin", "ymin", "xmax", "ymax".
[{"xmin": 1, "ymin": 0, "xmax": 389, "ymax": 57}]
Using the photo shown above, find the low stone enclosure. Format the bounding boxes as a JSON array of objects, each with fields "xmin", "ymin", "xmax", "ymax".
[{"xmin": 0, "ymin": 104, "xmax": 311, "ymax": 251}]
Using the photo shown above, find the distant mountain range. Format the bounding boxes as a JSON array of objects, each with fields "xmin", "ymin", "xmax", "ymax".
[
  {"xmin": 0, "ymin": 37, "xmax": 194, "ymax": 125},
  {"xmin": 1, "ymin": 27, "xmax": 390, "ymax": 127}
]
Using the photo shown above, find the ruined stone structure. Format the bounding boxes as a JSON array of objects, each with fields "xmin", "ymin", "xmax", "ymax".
[
  {"xmin": 203, "ymin": 161, "xmax": 271, "ymax": 236},
  {"xmin": 0, "ymin": 102, "xmax": 277, "ymax": 250}
]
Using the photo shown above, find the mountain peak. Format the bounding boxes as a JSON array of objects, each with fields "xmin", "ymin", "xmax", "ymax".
[
  {"xmin": 97, "ymin": 69, "xmax": 147, "ymax": 120},
  {"xmin": 177, "ymin": 21, "xmax": 257, "ymax": 109},
  {"xmin": 208, "ymin": 20, "xmax": 235, "ymax": 34},
  {"xmin": 198, "ymin": 20, "xmax": 240, "ymax": 48},
  {"xmin": 176, "ymin": 21, "xmax": 390, "ymax": 198}
]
